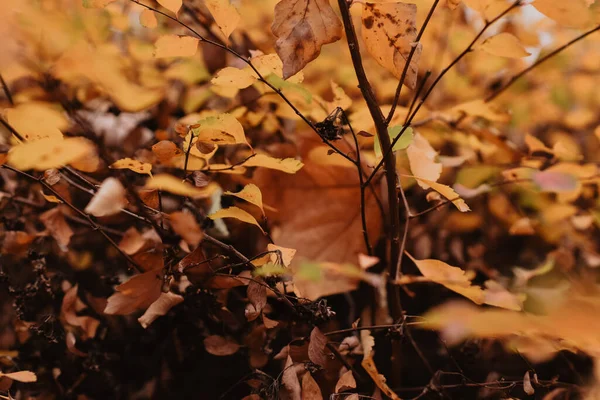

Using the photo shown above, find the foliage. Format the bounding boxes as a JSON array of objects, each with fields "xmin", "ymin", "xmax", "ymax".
[{"xmin": 1, "ymin": 0, "xmax": 600, "ymax": 398}]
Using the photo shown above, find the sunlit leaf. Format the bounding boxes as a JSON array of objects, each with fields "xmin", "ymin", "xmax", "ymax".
[
  {"xmin": 204, "ymin": 0, "xmax": 241, "ymax": 38},
  {"xmin": 191, "ymin": 113, "xmax": 248, "ymax": 146},
  {"xmin": 154, "ymin": 35, "xmax": 199, "ymax": 58},
  {"xmin": 144, "ymin": 174, "xmax": 218, "ymax": 198},
  {"xmin": 407, "ymin": 133, "xmax": 442, "ymax": 188},
  {"xmin": 242, "ymin": 153, "xmax": 303, "ymax": 173},
  {"xmin": 110, "ymin": 158, "xmax": 152, "ymax": 175},
  {"xmin": 374, "ymin": 125, "xmax": 413, "ymax": 158},
  {"xmin": 208, "ymin": 206, "xmax": 265, "ymax": 234},
  {"xmin": 477, "ymin": 33, "xmax": 531, "ymax": 58},
  {"xmin": 157, "ymin": 0, "xmax": 182, "ymax": 16},
  {"xmin": 271, "ymin": 0, "xmax": 343, "ymax": 78},
  {"xmin": 224, "ymin": 184, "xmax": 264, "ymax": 214},
  {"xmin": 8, "ymin": 137, "xmax": 96, "ymax": 171},
  {"xmin": 361, "ymin": 1, "xmax": 421, "ymax": 89},
  {"xmin": 139, "ymin": 9, "xmax": 158, "ymax": 28}
]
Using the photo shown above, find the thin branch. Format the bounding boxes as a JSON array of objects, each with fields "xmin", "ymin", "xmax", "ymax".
[
  {"xmin": 337, "ymin": 0, "xmax": 402, "ymax": 311},
  {"xmin": 0, "ymin": 74, "xmax": 14, "ymax": 106},
  {"xmin": 2, "ymin": 164, "xmax": 143, "ymax": 272},
  {"xmin": 486, "ymin": 23, "xmax": 600, "ymax": 102},
  {"xmin": 404, "ymin": 70, "xmax": 431, "ymax": 126},
  {"xmin": 386, "ymin": 0, "xmax": 440, "ymax": 124}
]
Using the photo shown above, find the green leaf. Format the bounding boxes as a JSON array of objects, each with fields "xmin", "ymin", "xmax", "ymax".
[
  {"xmin": 253, "ymin": 263, "xmax": 288, "ymax": 277},
  {"xmin": 265, "ymin": 73, "xmax": 312, "ymax": 104},
  {"xmin": 374, "ymin": 125, "xmax": 413, "ymax": 158}
]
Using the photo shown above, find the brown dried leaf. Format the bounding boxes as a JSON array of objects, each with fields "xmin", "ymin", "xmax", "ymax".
[
  {"xmin": 308, "ymin": 327, "xmax": 329, "ymax": 367},
  {"xmin": 361, "ymin": 2, "xmax": 422, "ymax": 89},
  {"xmin": 282, "ymin": 355, "xmax": 302, "ymax": 400},
  {"xmin": 0, "ymin": 370, "xmax": 37, "ymax": 383},
  {"xmin": 204, "ymin": 335, "xmax": 241, "ymax": 356},
  {"xmin": 301, "ymin": 372, "xmax": 322, "ymax": 400},
  {"xmin": 2, "ymin": 231, "xmax": 36, "ymax": 256},
  {"xmin": 169, "ymin": 211, "xmax": 203, "ymax": 247},
  {"xmin": 104, "ymin": 268, "xmax": 164, "ymax": 315},
  {"xmin": 271, "ymin": 0, "xmax": 343, "ymax": 79},
  {"xmin": 360, "ymin": 330, "xmax": 400, "ymax": 399},
  {"xmin": 138, "ymin": 292, "xmax": 184, "ymax": 328},
  {"xmin": 247, "ymin": 279, "xmax": 267, "ymax": 314},
  {"xmin": 61, "ymin": 285, "xmax": 100, "ymax": 339},
  {"xmin": 335, "ymin": 370, "xmax": 357, "ymax": 393},
  {"xmin": 40, "ymin": 207, "xmax": 73, "ymax": 252}
]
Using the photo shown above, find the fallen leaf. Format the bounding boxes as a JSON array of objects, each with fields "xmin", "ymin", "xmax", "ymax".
[
  {"xmin": 247, "ymin": 279, "xmax": 267, "ymax": 314},
  {"xmin": 362, "ymin": 2, "xmax": 421, "ymax": 89},
  {"xmin": 61, "ymin": 285, "xmax": 100, "ymax": 339},
  {"xmin": 169, "ymin": 211, "xmax": 203, "ymax": 247},
  {"xmin": 154, "ymin": 35, "xmax": 199, "ymax": 58},
  {"xmin": 204, "ymin": 335, "xmax": 241, "ymax": 356},
  {"xmin": 204, "ymin": 0, "xmax": 241, "ymax": 37},
  {"xmin": 138, "ymin": 292, "xmax": 184, "ymax": 328},
  {"xmin": 523, "ymin": 371, "xmax": 535, "ymax": 395},
  {"xmin": 271, "ymin": 0, "xmax": 343, "ymax": 79},
  {"xmin": 282, "ymin": 355, "xmax": 302, "ymax": 400},
  {"xmin": 84, "ymin": 177, "xmax": 127, "ymax": 217}
]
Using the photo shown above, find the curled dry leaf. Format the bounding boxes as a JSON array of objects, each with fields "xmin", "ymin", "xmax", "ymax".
[
  {"xmin": 271, "ymin": 0, "xmax": 343, "ymax": 79},
  {"xmin": 203, "ymin": 335, "xmax": 241, "ymax": 356},
  {"xmin": 267, "ymin": 243, "xmax": 297, "ymax": 267},
  {"xmin": 407, "ymin": 133, "xmax": 442, "ymax": 188},
  {"xmin": 104, "ymin": 268, "xmax": 164, "ymax": 315},
  {"xmin": 361, "ymin": 2, "xmax": 422, "ymax": 89},
  {"xmin": 138, "ymin": 292, "xmax": 184, "ymax": 328},
  {"xmin": 523, "ymin": 371, "xmax": 535, "ymax": 395},
  {"xmin": 247, "ymin": 279, "xmax": 267, "ymax": 314},
  {"xmin": 84, "ymin": 177, "xmax": 127, "ymax": 217},
  {"xmin": 282, "ymin": 355, "xmax": 302, "ymax": 400}
]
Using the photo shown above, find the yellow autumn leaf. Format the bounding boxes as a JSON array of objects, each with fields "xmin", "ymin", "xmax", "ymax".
[
  {"xmin": 204, "ymin": 0, "xmax": 241, "ymax": 38},
  {"xmin": 110, "ymin": 158, "xmax": 152, "ymax": 175},
  {"xmin": 413, "ymin": 177, "xmax": 470, "ymax": 212},
  {"xmin": 144, "ymin": 174, "xmax": 217, "ymax": 198},
  {"xmin": 157, "ymin": 0, "xmax": 182, "ymax": 16},
  {"xmin": 5, "ymin": 102, "xmax": 68, "ymax": 141},
  {"xmin": 224, "ymin": 184, "xmax": 264, "ymax": 214},
  {"xmin": 407, "ymin": 133, "xmax": 442, "ymax": 188},
  {"xmin": 83, "ymin": 0, "xmax": 117, "ymax": 7},
  {"xmin": 211, "ymin": 67, "xmax": 256, "ymax": 89},
  {"xmin": 462, "ymin": 0, "xmax": 514, "ymax": 21},
  {"xmin": 361, "ymin": 1, "xmax": 421, "ymax": 89},
  {"xmin": 404, "ymin": 253, "xmax": 485, "ymax": 304},
  {"xmin": 478, "ymin": 33, "xmax": 531, "ymax": 58},
  {"xmin": 208, "ymin": 206, "xmax": 265, "ymax": 234},
  {"xmin": 448, "ymin": 99, "xmax": 509, "ymax": 122},
  {"xmin": 139, "ymin": 9, "xmax": 158, "ymax": 28},
  {"xmin": 242, "ymin": 153, "xmax": 303, "ymax": 174},
  {"xmin": 532, "ymin": 0, "xmax": 592, "ymax": 28},
  {"xmin": 267, "ymin": 244, "xmax": 296, "ymax": 267},
  {"xmin": 154, "ymin": 35, "xmax": 199, "ymax": 58},
  {"xmin": 191, "ymin": 113, "xmax": 248, "ymax": 146},
  {"xmin": 361, "ymin": 330, "xmax": 400, "ymax": 399},
  {"xmin": 8, "ymin": 137, "xmax": 96, "ymax": 171}
]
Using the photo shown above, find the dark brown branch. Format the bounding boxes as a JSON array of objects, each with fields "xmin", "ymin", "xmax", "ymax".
[
  {"xmin": 337, "ymin": 0, "xmax": 402, "ymax": 304},
  {"xmin": 0, "ymin": 74, "xmax": 14, "ymax": 106}
]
